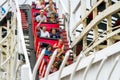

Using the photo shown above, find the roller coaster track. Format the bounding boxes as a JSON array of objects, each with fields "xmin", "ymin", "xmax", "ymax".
[{"xmin": 0, "ymin": 0, "xmax": 32, "ymax": 80}]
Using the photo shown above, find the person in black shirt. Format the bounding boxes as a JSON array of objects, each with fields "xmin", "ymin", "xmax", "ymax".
[
  {"xmin": 48, "ymin": 13, "xmax": 58, "ymax": 23},
  {"xmin": 50, "ymin": 28, "xmax": 59, "ymax": 39}
]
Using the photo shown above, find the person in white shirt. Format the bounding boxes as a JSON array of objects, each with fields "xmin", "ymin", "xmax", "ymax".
[
  {"xmin": 36, "ymin": 10, "xmax": 47, "ymax": 27},
  {"xmin": 35, "ymin": 10, "xmax": 47, "ymax": 23},
  {"xmin": 40, "ymin": 26, "xmax": 50, "ymax": 38},
  {"xmin": 44, "ymin": 0, "xmax": 56, "ymax": 17}
]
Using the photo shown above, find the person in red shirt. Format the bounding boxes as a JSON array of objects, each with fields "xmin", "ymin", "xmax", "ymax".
[{"xmin": 53, "ymin": 39, "xmax": 65, "ymax": 57}]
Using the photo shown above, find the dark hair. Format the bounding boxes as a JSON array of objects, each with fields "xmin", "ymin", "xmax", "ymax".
[
  {"xmin": 50, "ymin": 28, "xmax": 56, "ymax": 32},
  {"xmin": 46, "ymin": 45, "xmax": 52, "ymax": 50}
]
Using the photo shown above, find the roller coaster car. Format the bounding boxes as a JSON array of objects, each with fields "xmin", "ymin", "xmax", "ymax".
[
  {"xmin": 31, "ymin": 1, "xmax": 70, "ymax": 77},
  {"xmin": 32, "ymin": 1, "xmax": 56, "ymax": 9},
  {"xmin": 34, "ymin": 23, "xmax": 60, "ymax": 50},
  {"xmin": 35, "ymin": 37, "xmax": 59, "ymax": 52},
  {"xmin": 33, "ymin": 23, "xmax": 59, "ymax": 36}
]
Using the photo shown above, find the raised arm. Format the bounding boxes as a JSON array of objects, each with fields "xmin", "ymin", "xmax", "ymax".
[{"xmin": 53, "ymin": 43, "xmax": 58, "ymax": 49}]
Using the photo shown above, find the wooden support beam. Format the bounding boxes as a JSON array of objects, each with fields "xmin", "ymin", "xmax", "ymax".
[
  {"xmin": 84, "ymin": 27, "xmax": 120, "ymax": 55},
  {"xmin": 81, "ymin": 0, "xmax": 87, "ymax": 50},
  {"xmin": 6, "ymin": 19, "xmax": 10, "ymax": 80},
  {"xmin": 107, "ymin": 15, "xmax": 113, "ymax": 46},
  {"xmin": 106, "ymin": 0, "xmax": 113, "ymax": 46},
  {"xmin": 93, "ymin": 0, "xmax": 99, "ymax": 52},
  {"xmin": 0, "ymin": 27, "xmax": 2, "ymax": 41},
  {"xmin": 113, "ymin": 35, "xmax": 120, "ymax": 40},
  {"xmin": 72, "ymin": 0, "xmax": 104, "ymax": 33},
  {"xmin": 98, "ymin": 45, "xmax": 107, "ymax": 49},
  {"xmin": 82, "ymin": 20, "xmax": 87, "ymax": 51},
  {"xmin": 71, "ymin": 1, "xmax": 120, "ymax": 48}
]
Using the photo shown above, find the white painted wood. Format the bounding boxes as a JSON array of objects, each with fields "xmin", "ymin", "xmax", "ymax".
[
  {"xmin": 58, "ymin": 50, "xmax": 71, "ymax": 80},
  {"xmin": 82, "ymin": 55, "xmax": 94, "ymax": 80},
  {"xmin": 72, "ymin": 0, "xmax": 104, "ymax": 32},
  {"xmin": 95, "ymin": 56, "xmax": 108, "ymax": 80},
  {"xmin": 41, "ymin": 41, "xmax": 120, "ymax": 80},
  {"xmin": 44, "ymin": 49, "xmax": 58, "ymax": 80},
  {"xmin": 70, "ymin": 52, "xmax": 83, "ymax": 80},
  {"xmin": 32, "ymin": 48, "xmax": 46, "ymax": 80},
  {"xmin": 71, "ymin": 1, "xmax": 120, "ymax": 47},
  {"xmin": 0, "ymin": 0, "xmax": 33, "ymax": 80},
  {"xmin": 59, "ymin": 0, "xmax": 69, "ymax": 14},
  {"xmin": 73, "ymin": 0, "xmax": 81, "ymax": 14},
  {"xmin": 107, "ymin": 56, "xmax": 120, "ymax": 80}
]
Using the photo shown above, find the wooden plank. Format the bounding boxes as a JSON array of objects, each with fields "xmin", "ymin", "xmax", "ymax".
[
  {"xmin": 106, "ymin": 0, "xmax": 113, "ymax": 46},
  {"xmin": 113, "ymin": 35, "xmax": 120, "ymax": 40},
  {"xmin": 93, "ymin": 0, "xmax": 98, "ymax": 52},
  {"xmin": 71, "ymin": 1, "xmax": 120, "ymax": 48},
  {"xmin": 98, "ymin": 45, "xmax": 107, "ymax": 49}
]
